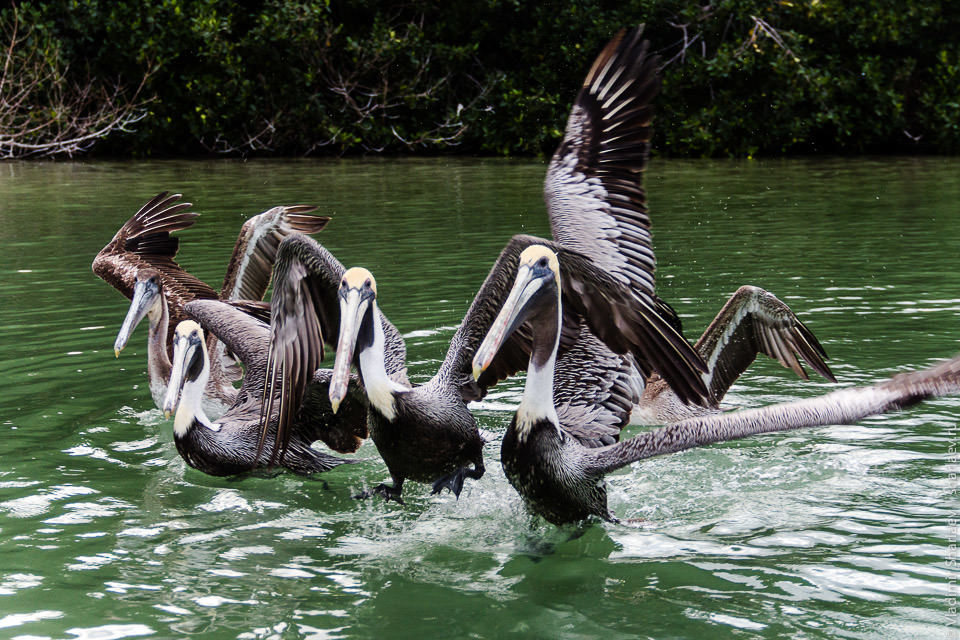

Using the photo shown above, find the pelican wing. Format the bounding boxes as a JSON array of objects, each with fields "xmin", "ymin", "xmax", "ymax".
[
  {"xmin": 545, "ymin": 26, "xmax": 660, "ymax": 297},
  {"xmin": 92, "ymin": 192, "xmax": 218, "ymax": 303},
  {"xmin": 447, "ymin": 234, "xmax": 708, "ymax": 406},
  {"xmin": 695, "ymin": 286, "xmax": 836, "ymax": 402},
  {"xmin": 259, "ymin": 233, "xmax": 407, "ymax": 462},
  {"xmin": 586, "ymin": 353, "xmax": 960, "ymax": 475},
  {"xmin": 220, "ymin": 205, "xmax": 330, "ymax": 302},
  {"xmin": 554, "ymin": 324, "xmax": 642, "ymax": 448}
]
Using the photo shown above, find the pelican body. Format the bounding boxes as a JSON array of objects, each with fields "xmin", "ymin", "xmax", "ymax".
[
  {"xmin": 476, "ymin": 246, "xmax": 960, "ymax": 524},
  {"xmin": 329, "ymin": 267, "xmax": 485, "ymax": 502}
]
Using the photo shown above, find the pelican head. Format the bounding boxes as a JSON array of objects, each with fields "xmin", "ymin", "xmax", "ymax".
[
  {"xmin": 162, "ymin": 320, "xmax": 210, "ymax": 435},
  {"xmin": 473, "ymin": 245, "xmax": 560, "ymax": 380},
  {"xmin": 329, "ymin": 267, "xmax": 378, "ymax": 413},
  {"xmin": 114, "ymin": 269, "xmax": 163, "ymax": 357}
]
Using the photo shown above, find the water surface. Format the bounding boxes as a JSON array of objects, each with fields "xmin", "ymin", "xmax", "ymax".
[{"xmin": 0, "ymin": 157, "xmax": 958, "ymax": 638}]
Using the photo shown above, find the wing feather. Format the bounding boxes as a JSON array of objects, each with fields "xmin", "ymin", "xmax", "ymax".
[
  {"xmin": 220, "ymin": 205, "xmax": 330, "ymax": 301},
  {"xmin": 588, "ymin": 353, "xmax": 960, "ymax": 475},
  {"xmin": 92, "ymin": 192, "xmax": 217, "ymax": 303},
  {"xmin": 554, "ymin": 324, "xmax": 643, "ymax": 447},
  {"xmin": 545, "ymin": 26, "xmax": 660, "ymax": 298},
  {"xmin": 91, "ymin": 192, "xmax": 219, "ymax": 349},
  {"xmin": 695, "ymin": 286, "xmax": 836, "ymax": 402}
]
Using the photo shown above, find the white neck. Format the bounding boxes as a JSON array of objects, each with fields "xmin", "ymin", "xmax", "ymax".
[
  {"xmin": 358, "ymin": 303, "xmax": 407, "ymax": 422},
  {"xmin": 516, "ymin": 293, "xmax": 562, "ymax": 442},
  {"xmin": 173, "ymin": 356, "xmax": 220, "ymax": 437}
]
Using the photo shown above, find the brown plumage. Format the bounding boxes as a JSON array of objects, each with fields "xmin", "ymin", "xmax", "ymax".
[
  {"xmin": 92, "ymin": 192, "xmax": 330, "ymax": 414},
  {"xmin": 92, "ymin": 192, "xmax": 217, "ymax": 351},
  {"xmin": 636, "ymin": 286, "xmax": 837, "ymax": 424}
]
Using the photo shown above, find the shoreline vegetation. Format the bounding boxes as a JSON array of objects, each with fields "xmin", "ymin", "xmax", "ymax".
[{"xmin": 3, "ymin": 1, "xmax": 958, "ymax": 159}]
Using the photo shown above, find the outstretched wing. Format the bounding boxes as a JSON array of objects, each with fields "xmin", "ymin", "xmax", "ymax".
[
  {"xmin": 258, "ymin": 233, "xmax": 407, "ymax": 463},
  {"xmin": 92, "ymin": 191, "xmax": 218, "ymax": 303},
  {"xmin": 220, "ymin": 205, "xmax": 330, "ymax": 301},
  {"xmin": 587, "ymin": 353, "xmax": 960, "ymax": 476},
  {"xmin": 695, "ymin": 286, "xmax": 836, "ymax": 401},
  {"xmin": 545, "ymin": 25, "xmax": 660, "ymax": 296},
  {"xmin": 444, "ymin": 234, "xmax": 708, "ymax": 406},
  {"xmin": 554, "ymin": 324, "xmax": 643, "ymax": 448},
  {"xmin": 214, "ymin": 206, "xmax": 328, "ymax": 380}
]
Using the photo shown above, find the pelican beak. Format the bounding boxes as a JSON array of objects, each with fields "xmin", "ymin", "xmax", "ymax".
[
  {"xmin": 329, "ymin": 288, "xmax": 366, "ymax": 413},
  {"xmin": 162, "ymin": 328, "xmax": 202, "ymax": 418},
  {"xmin": 473, "ymin": 263, "xmax": 552, "ymax": 380},
  {"xmin": 114, "ymin": 277, "xmax": 160, "ymax": 357}
]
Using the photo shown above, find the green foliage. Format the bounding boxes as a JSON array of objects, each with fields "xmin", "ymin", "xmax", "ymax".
[{"xmin": 6, "ymin": 0, "xmax": 959, "ymax": 157}]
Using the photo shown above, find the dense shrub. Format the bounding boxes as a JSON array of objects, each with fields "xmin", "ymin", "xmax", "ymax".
[{"xmin": 4, "ymin": 0, "xmax": 958, "ymax": 157}]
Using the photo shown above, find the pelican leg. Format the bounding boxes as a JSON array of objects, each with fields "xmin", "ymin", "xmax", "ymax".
[
  {"xmin": 354, "ymin": 479, "xmax": 405, "ymax": 505},
  {"xmin": 430, "ymin": 460, "xmax": 485, "ymax": 498}
]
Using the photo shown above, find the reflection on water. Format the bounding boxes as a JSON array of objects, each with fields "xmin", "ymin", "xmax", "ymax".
[{"xmin": 0, "ymin": 157, "xmax": 958, "ymax": 638}]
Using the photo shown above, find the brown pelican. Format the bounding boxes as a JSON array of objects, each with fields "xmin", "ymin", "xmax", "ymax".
[
  {"xmin": 633, "ymin": 285, "xmax": 837, "ymax": 424},
  {"xmin": 159, "ymin": 299, "xmax": 366, "ymax": 476},
  {"xmin": 473, "ymin": 245, "xmax": 960, "ymax": 524},
  {"xmin": 259, "ymin": 229, "xmax": 708, "ymax": 503},
  {"xmin": 92, "ymin": 192, "xmax": 328, "ymax": 415},
  {"xmin": 256, "ymin": 26, "xmax": 716, "ymax": 503}
]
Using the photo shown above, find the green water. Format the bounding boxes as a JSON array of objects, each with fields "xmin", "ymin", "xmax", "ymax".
[{"xmin": 0, "ymin": 157, "xmax": 958, "ymax": 639}]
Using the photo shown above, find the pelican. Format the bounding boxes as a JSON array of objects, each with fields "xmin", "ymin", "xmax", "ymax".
[
  {"xmin": 633, "ymin": 285, "xmax": 837, "ymax": 424},
  {"xmin": 256, "ymin": 26, "xmax": 720, "ymax": 503},
  {"xmin": 260, "ymin": 229, "xmax": 709, "ymax": 503},
  {"xmin": 473, "ymin": 245, "xmax": 960, "ymax": 524},
  {"xmin": 92, "ymin": 192, "xmax": 328, "ymax": 415},
  {"xmin": 159, "ymin": 300, "xmax": 366, "ymax": 476}
]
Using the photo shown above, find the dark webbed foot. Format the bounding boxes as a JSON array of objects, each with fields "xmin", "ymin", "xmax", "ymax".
[
  {"xmin": 354, "ymin": 482, "xmax": 405, "ymax": 505},
  {"xmin": 431, "ymin": 463, "xmax": 485, "ymax": 498}
]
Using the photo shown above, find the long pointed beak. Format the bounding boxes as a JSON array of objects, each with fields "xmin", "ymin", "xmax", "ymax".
[
  {"xmin": 162, "ymin": 335, "xmax": 192, "ymax": 418},
  {"xmin": 472, "ymin": 264, "xmax": 541, "ymax": 380},
  {"xmin": 114, "ymin": 280, "xmax": 157, "ymax": 357},
  {"xmin": 329, "ymin": 290, "xmax": 364, "ymax": 414}
]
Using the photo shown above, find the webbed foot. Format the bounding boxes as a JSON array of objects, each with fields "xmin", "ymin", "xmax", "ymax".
[
  {"xmin": 354, "ymin": 483, "xmax": 405, "ymax": 505},
  {"xmin": 431, "ymin": 463, "xmax": 485, "ymax": 498}
]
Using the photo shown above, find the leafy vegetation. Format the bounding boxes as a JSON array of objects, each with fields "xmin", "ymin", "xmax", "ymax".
[{"xmin": 4, "ymin": 0, "xmax": 958, "ymax": 157}]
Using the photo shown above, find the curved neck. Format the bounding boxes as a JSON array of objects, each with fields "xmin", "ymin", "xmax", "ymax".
[
  {"xmin": 358, "ymin": 302, "xmax": 405, "ymax": 421},
  {"xmin": 147, "ymin": 295, "xmax": 171, "ymax": 407},
  {"xmin": 147, "ymin": 294, "xmax": 171, "ymax": 369},
  {"xmin": 173, "ymin": 352, "xmax": 218, "ymax": 438},
  {"xmin": 517, "ymin": 291, "xmax": 562, "ymax": 437}
]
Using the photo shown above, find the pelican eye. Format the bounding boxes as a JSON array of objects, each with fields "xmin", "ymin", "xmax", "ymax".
[
  {"xmin": 537, "ymin": 257, "xmax": 548, "ymax": 268},
  {"xmin": 341, "ymin": 278, "xmax": 347, "ymax": 288},
  {"xmin": 364, "ymin": 279, "xmax": 372, "ymax": 289}
]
